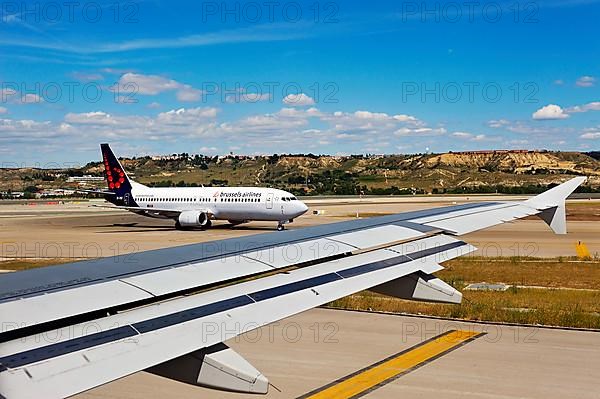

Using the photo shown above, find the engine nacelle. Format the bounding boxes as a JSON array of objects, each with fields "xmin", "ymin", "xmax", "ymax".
[{"xmin": 178, "ymin": 210, "xmax": 210, "ymax": 227}]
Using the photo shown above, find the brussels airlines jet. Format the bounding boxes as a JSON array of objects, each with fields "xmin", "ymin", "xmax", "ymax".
[{"xmin": 95, "ymin": 143, "xmax": 308, "ymax": 230}]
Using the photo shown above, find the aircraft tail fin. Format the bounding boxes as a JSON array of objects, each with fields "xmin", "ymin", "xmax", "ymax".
[
  {"xmin": 100, "ymin": 143, "xmax": 142, "ymax": 205},
  {"xmin": 525, "ymin": 176, "xmax": 587, "ymax": 234}
]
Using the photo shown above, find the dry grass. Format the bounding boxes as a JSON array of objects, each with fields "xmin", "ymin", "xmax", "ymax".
[
  {"xmin": 329, "ymin": 256, "xmax": 600, "ymax": 329},
  {"xmin": 439, "ymin": 256, "xmax": 600, "ymax": 290},
  {"xmin": 0, "ymin": 258, "xmax": 74, "ymax": 271},
  {"xmin": 330, "ymin": 289, "xmax": 600, "ymax": 329}
]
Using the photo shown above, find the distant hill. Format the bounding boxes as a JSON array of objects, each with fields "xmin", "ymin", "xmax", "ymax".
[
  {"xmin": 2, "ymin": 151, "xmax": 600, "ymax": 196},
  {"xmin": 586, "ymin": 151, "xmax": 600, "ymax": 161}
]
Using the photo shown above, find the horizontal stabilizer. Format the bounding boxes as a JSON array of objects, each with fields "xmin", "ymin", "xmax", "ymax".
[{"xmin": 370, "ymin": 271, "xmax": 462, "ymax": 304}]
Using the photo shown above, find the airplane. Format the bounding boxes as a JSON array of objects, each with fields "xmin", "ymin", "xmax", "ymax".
[
  {"xmin": 91, "ymin": 143, "xmax": 308, "ymax": 231},
  {"xmin": 0, "ymin": 176, "xmax": 587, "ymax": 398}
]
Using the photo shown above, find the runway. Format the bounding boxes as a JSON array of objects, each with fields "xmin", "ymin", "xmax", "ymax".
[
  {"xmin": 76, "ymin": 308, "xmax": 600, "ymax": 399},
  {"xmin": 0, "ymin": 196, "xmax": 598, "ymax": 260}
]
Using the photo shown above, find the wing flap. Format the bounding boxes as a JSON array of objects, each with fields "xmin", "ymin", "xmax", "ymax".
[
  {"xmin": 239, "ymin": 237, "xmax": 355, "ymax": 268},
  {"xmin": 371, "ymin": 271, "xmax": 463, "ymax": 304},
  {"xmin": 327, "ymin": 225, "xmax": 427, "ymax": 249},
  {"xmin": 121, "ymin": 256, "xmax": 272, "ymax": 297}
]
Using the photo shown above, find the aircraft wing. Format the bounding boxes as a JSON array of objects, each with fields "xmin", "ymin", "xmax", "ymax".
[{"xmin": 0, "ymin": 177, "xmax": 586, "ymax": 398}]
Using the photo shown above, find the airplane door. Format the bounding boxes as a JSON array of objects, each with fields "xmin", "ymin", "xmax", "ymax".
[
  {"xmin": 124, "ymin": 193, "xmax": 130, "ymax": 206},
  {"xmin": 266, "ymin": 193, "xmax": 273, "ymax": 209}
]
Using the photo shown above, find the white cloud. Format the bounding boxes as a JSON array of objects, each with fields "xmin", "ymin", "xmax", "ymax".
[
  {"xmin": 116, "ymin": 73, "xmax": 179, "ymax": 95},
  {"xmin": 508, "ymin": 139, "xmax": 530, "ymax": 146},
  {"xmin": 566, "ymin": 101, "xmax": 600, "ymax": 113},
  {"xmin": 114, "ymin": 73, "xmax": 202, "ymax": 102},
  {"xmin": 580, "ymin": 132, "xmax": 600, "ymax": 139},
  {"xmin": 393, "ymin": 114, "xmax": 418, "ymax": 123},
  {"xmin": 156, "ymin": 107, "xmax": 218, "ymax": 125},
  {"xmin": 0, "ymin": 118, "xmax": 57, "ymax": 142},
  {"xmin": 576, "ymin": 76, "xmax": 596, "ymax": 87},
  {"xmin": 487, "ymin": 119, "xmax": 510, "ymax": 128},
  {"xmin": 1, "ymin": 88, "xmax": 17, "ymax": 100},
  {"xmin": 283, "ymin": 93, "xmax": 316, "ymax": 107},
  {"xmin": 532, "ymin": 104, "xmax": 569, "ymax": 120},
  {"xmin": 0, "ymin": 107, "xmax": 7, "ymax": 114},
  {"xmin": 452, "ymin": 132, "xmax": 472, "ymax": 138},
  {"xmin": 114, "ymin": 94, "xmax": 137, "ymax": 104},
  {"xmin": 226, "ymin": 93, "xmax": 271, "ymax": 103},
  {"xmin": 20, "ymin": 93, "xmax": 44, "ymax": 104},
  {"xmin": 354, "ymin": 110, "xmax": 388, "ymax": 120},
  {"xmin": 65, "ymin": 111, "xmax": 115, "ymax": 125},
  {"xmin": 396, "ymin": 127, "xmax": 446, "ymax": 136},
  {"xmin": 487, "ymin": 119, "xmax": 566, "ymax": 135},
  {"xmin": 176, "ymin": 86, "xmax": 202, "ymax": 102},
  {"xmin": 451, "ymin": 131, "xmax": 491, "ymax": 141},
  {"xmin": 62, "ymin": 107, "xmax": 219, "ymax": 141},
  {"xmin": 553, "ymin": 79, "xmax": 564, "ymax": 85},
  {"xmin": 321, "ymin": 110, "xmax": 423, "ymax": 137},
  {"xmin": 0, "ymin": 105, "xmax": 533, "ymax": 158},
  {"xmin": 70, "ymin": 71, "xmax": 104, "ymax": 82},
  {"xmin": 580, "ymin": 127, "xmax": 600, "ymax": 139},
  {"xmin": 0, "ymin": 22, "xmax": 314, "ymax": 54},
  {"xmin": 219, "ymin": 107, "xmax": 315, "ymax": 134}
]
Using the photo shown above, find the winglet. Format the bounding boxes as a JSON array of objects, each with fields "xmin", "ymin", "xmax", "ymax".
[{"xmin": 525, "ymin": 176, "xmax": 587, "ymax": 234}]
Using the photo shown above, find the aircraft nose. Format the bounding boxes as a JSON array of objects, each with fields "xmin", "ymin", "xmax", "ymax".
[{"xmin": 298, "ymin": 201, "xmax": 308, "ymax": 215}]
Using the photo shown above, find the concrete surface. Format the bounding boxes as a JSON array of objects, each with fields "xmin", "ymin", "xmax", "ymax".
[
  {"xmin": 0, "ymin": 197, "xmax": 598, "ymax": 259},
  {"xmin": 76, "ymin": 308, "xmax": 600, "ymax": 399}
]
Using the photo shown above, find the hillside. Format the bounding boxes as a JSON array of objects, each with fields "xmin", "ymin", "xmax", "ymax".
[{"xmin": 2, "ymin": 151, "xmax": 600, "ymax": 196}]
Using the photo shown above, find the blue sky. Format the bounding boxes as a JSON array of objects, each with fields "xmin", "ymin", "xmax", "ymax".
[{"xmin": 0, "ymin": 0, "xmax": 599, "ymax": 165}]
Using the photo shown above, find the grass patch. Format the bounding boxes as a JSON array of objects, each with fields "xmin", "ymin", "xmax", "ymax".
[
  {"xmin": 329, "ymin": 256, "xmax": 600, "ymax": 329},
  {"xmin": 329, "ymin": 289, "xmax": 600, "ymax": 329},
  {"xmin": 0, "ymin": 259, "xmax": 74, "ymax": 271},
  {"xmin": 439, "ymin": 256, "xmax": 600, "ymax": 290}
]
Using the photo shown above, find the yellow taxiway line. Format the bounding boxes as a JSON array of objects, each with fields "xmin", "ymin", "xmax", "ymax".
[{"xmin": 299, "ymin": 329, "xmax": 483, "ymax": 399}]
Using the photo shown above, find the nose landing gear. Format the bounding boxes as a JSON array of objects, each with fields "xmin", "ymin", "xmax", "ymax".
[{"xmin": 277, "ymin": 219, "xmax": 293, "ymax": 231}]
